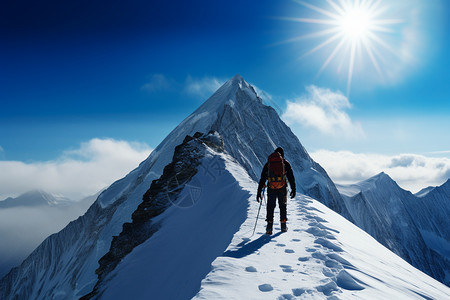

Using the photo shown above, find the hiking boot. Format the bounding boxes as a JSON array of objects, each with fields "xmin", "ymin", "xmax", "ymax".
[
  {"xmin": 266, "ymin": 222, "xmax": 273, "ymax": 235},
  {"xmin": 281, "ymin": 220, "xmax": 287, "ymax": 232}
]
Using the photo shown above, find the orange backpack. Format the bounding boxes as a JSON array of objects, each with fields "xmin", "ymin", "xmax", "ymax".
[{"xmin": 267, "ymin": 152, "xmax": 286, "ymax": 189}]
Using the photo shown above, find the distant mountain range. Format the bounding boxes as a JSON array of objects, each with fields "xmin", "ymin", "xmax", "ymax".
[
  {"xmin": 0, "ymin": 190, "xmax": 99, "ymax": 279},
  {"xmin": 337, "ymin": 172, "xmax": 450, "ymax": 286},
  {"xmin": 0, "ymin": 190, "xmax": 72, "ymax": 208}
]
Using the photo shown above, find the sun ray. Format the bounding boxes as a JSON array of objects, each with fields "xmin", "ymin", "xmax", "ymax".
[
  {"xmin": 367, "ymin": 32, "xmax": 398, "ymax": 56},
  {"xmin": 372, "ymin": 19, "xmax": 404, "ymax": 25},
  {"xmin": 326, "ymin": 0, "xmax": 346, "ymax": 15},
  {"xmin": 276, "ymin": 16, "xmax": 338, "ymax": 25},
  {"xmin": 362, "ymin": 38, "xmax": 382, "ymax": 76},
  {"xmin": 303, "ymin": 32, "xmax": 344, "ymax": 57},
  {"xmin": 269, "ymin": 27, "xmax": 341, "ymax": 47},
  {"xmin": 318, "ymin": 38, "xmax": 347, "ymax": 75},
  {"xmin": 347, "ymin": 40, "xmax": 357, "ymax": 95},
  {"xmin": 293, "ymin": 0, "xmax": 341, "ymax": 19}
]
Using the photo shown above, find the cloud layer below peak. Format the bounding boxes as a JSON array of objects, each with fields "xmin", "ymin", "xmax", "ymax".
[
  {"xmin": 0, "ymin": 138, "xmax": 152, "ymax": 200},
  {"xmin": 311, "ymin": 150, "xmax": 450, "ymax": 193}
]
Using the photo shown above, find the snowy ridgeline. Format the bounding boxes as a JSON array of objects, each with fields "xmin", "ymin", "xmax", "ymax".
[{"xmin": 1, "ymin": 74, "xmax": 450, "ymax": 299}]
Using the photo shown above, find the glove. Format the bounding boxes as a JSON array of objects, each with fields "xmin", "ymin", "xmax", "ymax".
[
  {"xmin": 256, "ymin": 193, "xmax": 262, "ymax": 202},
  {"xmin": 290, "ymin": 189, "xmax": 296, "ymax": 199}
]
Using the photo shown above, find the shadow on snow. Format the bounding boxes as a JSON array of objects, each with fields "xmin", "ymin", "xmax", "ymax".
[{"xmin": 222, "ymin": 232, "xmax": 282, "ymax": 259}]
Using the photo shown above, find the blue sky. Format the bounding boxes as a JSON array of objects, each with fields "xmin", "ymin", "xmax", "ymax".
[{"xmin": 1, "ymin": 0, "xmax": 449, "ymax": 196}]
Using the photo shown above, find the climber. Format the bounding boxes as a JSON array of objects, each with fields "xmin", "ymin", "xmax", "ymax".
[{"xmin": 257, "ymin": 147, "xmax": 296, "ymax": 234}]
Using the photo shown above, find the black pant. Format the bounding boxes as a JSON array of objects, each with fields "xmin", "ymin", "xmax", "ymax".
[{"xmin": 266, "ymin": 188, "xmax": 287, "ymax": 223}]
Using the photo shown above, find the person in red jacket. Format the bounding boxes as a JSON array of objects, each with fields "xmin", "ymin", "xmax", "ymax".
[{"xmin": 257, "ymin": 147, "xmax": 296, "ymax": 234}]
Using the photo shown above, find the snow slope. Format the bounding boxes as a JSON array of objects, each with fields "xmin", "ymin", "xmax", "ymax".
[{"xmin": 338, "ymin": 173, "xmax": 450, "ymax": 286}]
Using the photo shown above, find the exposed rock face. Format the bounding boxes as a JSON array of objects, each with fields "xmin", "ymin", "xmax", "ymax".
[{"xmin": 82, "ymin": 131, "xmax": 224, "ymax": 299}]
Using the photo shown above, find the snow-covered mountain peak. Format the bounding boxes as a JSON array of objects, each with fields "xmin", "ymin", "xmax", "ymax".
[
  {"xmin": 415, "ymin": 178, "xmax": 450, "ymax": 198},
  {"xmin": 415, "ymin": 186, "xmax": 436, "ymax": 198},
  {"xmin": 358, "ymin": 172, "xmax": 400, "ymax": 192},
  {"xmin": 192, "ymin": 74, "xmax": 261, "ymax": 117},
  {"xmin": 0, "ymin": 190, "xmax": 71, "ymax": 208},
  {"xmin": 435, "ymin": 178, "xmax": 450, "ymax": 194}
]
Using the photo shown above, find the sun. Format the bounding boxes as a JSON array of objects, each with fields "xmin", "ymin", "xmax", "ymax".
[
  {"xmin": 279, "ymin": 0, "xmax": 404, "ymax": 95},
  {"xmin": 339, "ymin": 7, "xmax": 372, "ymax": 40}
]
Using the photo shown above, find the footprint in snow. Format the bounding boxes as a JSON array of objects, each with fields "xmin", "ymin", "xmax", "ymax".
[
  {"xmin": 305, "ymin": 215, "xmax": 327, "ymax": 223},
  {"xmin": 292, "ymin": 288, "xmax": 306, "ymax": 296},
  {"xmin": 285, "ymin": 249, "xmax": 295, "ymax": 253},
  {"xmin": 276, "ymin": 243, "xmax": 286, "ymax": 247},
  {"xmin": 316, "ymin": 222, "xmax": 340, "ymax": 233},
  {"xmin": 322, "ymin": 268, "xmax": 335, "ymax": 278},
  {"xmin": 326, "ymin": 253, "xmax": 353, "ymax": 268},
  {"xmin": 325, "ymin": 259, "xmax": 342, "ymax": 269},
  {"xmin": 314, "ymin": 238, "xmax": 343, "ymax": 252},
  {"xmin": 280, "ymin": 265, "xmax": 294, "ymax": 273},
  {"xmin": 279, "ymin": 294, "xmax": 295, "ymax": 300},
  {"xmin": 291, "ymin": 239, "xmax": 300, "ymax": 242},
  {"xmin": 298, "ymin": 257, "xmax": 309, "ymax": 262},
  {"xmin": 258, "ymin": 284, "xmax": 274, "ymax": 292},
  {"xmin": 245, "ymin": 266, "xmax": 257, "ymax": 272},
  {"xmin": 306, "ymin": 227, "xmax": 330, "ymax": 238},
  {"xmin": 316, "ymin": 281, "xmax": 340, "ymax": 296}
]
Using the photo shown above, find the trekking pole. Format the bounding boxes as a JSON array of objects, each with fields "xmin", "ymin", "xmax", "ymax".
[{"xmin": 252, "ymin": 186, "xmax": 265, "ymax": 236}]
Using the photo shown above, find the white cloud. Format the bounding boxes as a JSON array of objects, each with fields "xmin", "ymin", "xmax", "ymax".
[
  {"xmin": 282, "ymin": 86, "xmax": 364, "ymax": 139},
  {"xmin": 141, "ymin": 74, "xmax": 171, "ymax": 92},
  {"xmin": 0, "ymin": 138, "xmax": 152, "ymax": 200},
  {"xmin": 184, "ymin": 76, "xmax": 225, "ymax": 99},
  {"xmin": 310, "ymin": 150, "xmax": 450, "ymax": 193}
]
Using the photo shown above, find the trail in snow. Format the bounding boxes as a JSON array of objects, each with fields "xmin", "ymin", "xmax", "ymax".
[
  {"xmin": 195, "ymin": 191, "xmax": 450, "ymax": 299},
  {"xmin": 196, "ymin": 196, "xmax": 357, "ymax": 299}
]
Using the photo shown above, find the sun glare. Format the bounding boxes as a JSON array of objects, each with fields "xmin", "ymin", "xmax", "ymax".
[
  {"xmin": 339, "ymin": 8, "xmax": 372, "ymax": 40},
  {"xmin": 279, "ymin": 0, "xmax": 404, "ymax": 94}
]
